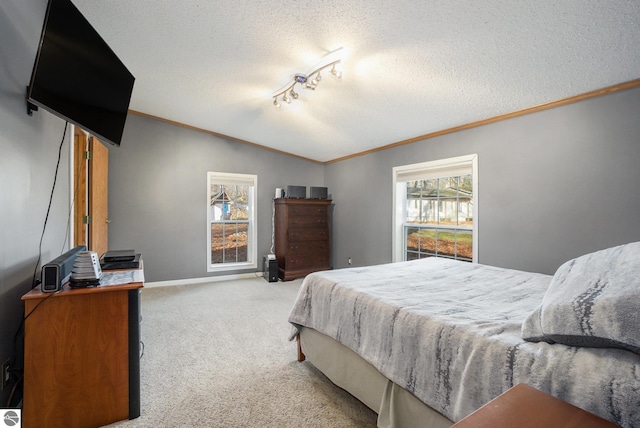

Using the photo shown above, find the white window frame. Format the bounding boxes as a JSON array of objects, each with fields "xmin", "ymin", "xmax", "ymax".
[
  {"xmin": 392, "ymin": 154, "xmax": 478, "ymax": 263},
  {"xmin": 207, "ymin": 172, "xmax": 258, "ymax": 272}
]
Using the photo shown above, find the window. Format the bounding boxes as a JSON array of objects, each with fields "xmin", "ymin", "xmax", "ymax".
[
  {"xmin": 207, "ymin": 172, "xmax": 257, "ymax": 271},
  {"xmin": 392, "ymin": 154, "xmax": 478, "ymax": 263}
]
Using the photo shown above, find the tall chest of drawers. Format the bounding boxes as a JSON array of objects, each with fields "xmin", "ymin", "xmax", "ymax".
[{"xmin": 274, "ymin": 198, "xmax": 332, "ymax": 281}]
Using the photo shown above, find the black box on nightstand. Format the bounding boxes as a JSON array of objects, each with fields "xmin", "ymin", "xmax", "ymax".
[{"xmin": 263, "ymin": 255, "xmax": 278, "ymax": 282}]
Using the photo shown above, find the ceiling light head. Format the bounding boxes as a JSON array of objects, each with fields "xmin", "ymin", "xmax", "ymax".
[
  {"xmin": 289, "ymin": 89, "xmax": 299, "ymax": 99},
  {"xmin": 273, "ymin": 98, "xmax": 281, "ymax": 108},
  {"xmin": 330, "ymin": 63, "xmax": 342, "ymax": 78}
]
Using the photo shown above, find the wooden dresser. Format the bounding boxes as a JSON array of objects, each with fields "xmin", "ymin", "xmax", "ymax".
[
  {"xmin": 22, "ymin": 274, "xmax": 143, "ymax": 428},
  {"xmin": 274, "ymin": 198, "xmax": 332, "ymax": 281}
]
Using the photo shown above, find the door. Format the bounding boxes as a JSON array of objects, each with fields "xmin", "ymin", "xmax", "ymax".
[
  {"xmin": 73, "ymin": 129, "xmax": 109, "ymax": 256},
  {"xmin": 89, "ymin": 136, "xmax": 109, "ymax": 256}
]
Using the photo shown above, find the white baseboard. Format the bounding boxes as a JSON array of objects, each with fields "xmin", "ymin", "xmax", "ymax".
[{"xmin": 144, "ymin": 272, "xmax": 264, "ymax": 288}]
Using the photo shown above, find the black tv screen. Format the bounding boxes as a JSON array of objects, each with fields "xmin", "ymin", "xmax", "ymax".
[{"xmin": 27, "ymin": 0, "xmax": 135, "ymax": 147}]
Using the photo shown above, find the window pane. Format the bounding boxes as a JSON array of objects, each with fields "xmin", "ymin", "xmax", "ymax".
[
  {"xmin": 455, "ymin": 174, "xmax": 473, "ymax": 227},
  {"xmin": 405, "ymin": 182, "xmax": 420, "ymax": 222},
  {"xmin": 422, "ymin": 199, "xmax": 437, "ymax": 224},
  {"xmin": 210, "ymin": 184, "xmax": 230, "ymax": 221},
  {"xmin": 405, "ymin": 226, "xmax": 420, "ymax": 253},
  {"xmin": 438, "ymin": 178, "xmax": 457, "ymax": 226},
  {"xmin": 418, "ymin": 228, "xmax": 437, "ymax": 256},
  {"xmin": 435, "ymin": 229, "xmax": 456, "ymax": 258},
  {"xmin": 456, "ymin": 229, "xmax": 473, "ymax": 261},
  {"xmin": 406, "ymin": 251, "xmax": 420, "ymax": 261},
  {"xmin": 459, "ymin": 174, "xmax": 472, "ymax": 193},
  {"xmin": 230, "ymin": 223, "xmax": 248, "ymax": 263},
  {"xmin": 211, "ymin": 223, "xmax": 226, "ymax": 263},
  {"xmin": 211, "ymin": 222, "xmax": 248, "ymax": 264},
  {"xmin": 233, "ymin": 199, "xmax": 249, "ymax": 221},
  {"xmin": 225, "ymin": 185, "xmax": 250, "ymax": 221},
  {"xmin": 423, "ymin": 178, "xmax": 439, "ymax": 194},
  {"xmin": 458, "ymin": 200, "xmax": 473, "ymax": 227}
]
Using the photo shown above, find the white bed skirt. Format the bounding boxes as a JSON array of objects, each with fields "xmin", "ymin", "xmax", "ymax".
[{"xmin": 299, "ymin": 327, "xmax": 453, "ymax": 428}]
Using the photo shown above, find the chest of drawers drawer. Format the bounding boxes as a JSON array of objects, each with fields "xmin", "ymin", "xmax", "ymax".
[
  {"xmin": 289, "ymin": 228, "xmax": 329, "ymax": 242},
  {"xmin": 288, "ymin": 205, "xmax": 328, "ymax": 217},
  {"xmin": 282, "ymin": 252, "xmax": 330, "ymax": 270},
  {"xmin": 286, "ymin": 240, "xmax": 330, "ymax": 256},
  {"xmin": 289, "ymin": 215, "xmax": 328, "ymax": 228}
]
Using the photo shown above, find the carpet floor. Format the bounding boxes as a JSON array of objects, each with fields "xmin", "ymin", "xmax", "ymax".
[{"xmin": 104, "ymin": 276, "xmax": 378, "ymax": 427}]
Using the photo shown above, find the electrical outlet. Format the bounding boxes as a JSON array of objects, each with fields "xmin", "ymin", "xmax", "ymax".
[
  {"xmin": 1, "ymin": 359, "xmax": 9, "ymax": 390},
  {"xmin": 348, "ymin": 257, "xmax": 352, "ymax": 265}
]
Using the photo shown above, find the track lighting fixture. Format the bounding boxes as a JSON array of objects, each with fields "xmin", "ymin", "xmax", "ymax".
[{"xmin": 272, "ymin": 52, "xmax": 343, "ymax": 107}]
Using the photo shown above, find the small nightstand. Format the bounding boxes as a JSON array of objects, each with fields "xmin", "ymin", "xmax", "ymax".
[{"xmin": 452, "ymin": 383, "xmax": 619, "ymax": 428}]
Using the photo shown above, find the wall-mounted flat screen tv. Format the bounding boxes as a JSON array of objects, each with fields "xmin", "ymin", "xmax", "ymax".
[{"xmin": 27, "ymin": 0, "xmax": 135, "ymax": 147}]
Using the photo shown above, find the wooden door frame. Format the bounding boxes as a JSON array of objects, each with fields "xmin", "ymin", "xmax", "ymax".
[
  {"xmin": 72, "ymin": 126, "xmax": 89, "ymax": 249},
  {"xmin": 71, "ymin": 126, "xmax": 109, "ymax": 255}
]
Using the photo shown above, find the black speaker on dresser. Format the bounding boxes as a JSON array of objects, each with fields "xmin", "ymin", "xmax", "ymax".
[
  {"xmin": 310, "ymin": 186, "xmax": 328, "ymax": 199},
  {"xmin": 286, "ymin": 185, "xmax": 306, "ymax": 199},
  {"xmin": 41, "ymin": 245, "xmax": 86, "ymax": 292}
]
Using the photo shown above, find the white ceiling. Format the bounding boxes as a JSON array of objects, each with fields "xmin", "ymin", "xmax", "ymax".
[{"xmin": 72, "ymin": 0, "xmax": 640, "ymax": 163}]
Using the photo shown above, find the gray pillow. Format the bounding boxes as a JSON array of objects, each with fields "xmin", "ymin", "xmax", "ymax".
[{"xmin": 522, "ymin": 242, "xmax": 640, "ymax": 354}]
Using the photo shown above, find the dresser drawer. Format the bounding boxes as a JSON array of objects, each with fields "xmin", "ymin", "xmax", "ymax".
[
  {"xmin": 286, "ymin": 240, "xmax": 330, "ymax": 256},
  {"xmin": 288, "ymin": 205, "xmax": 328, "ymax": 217},
  {"xmin": 289, "ymin": 228, "xmax": 329, "ymax": 242},
  {"xmin": 289, "ymin": 215, "xmax": 327, "ymax": 227},
  {"xmin": 283, "ymin": 252, "xmax": 330, "ymax": 270}
]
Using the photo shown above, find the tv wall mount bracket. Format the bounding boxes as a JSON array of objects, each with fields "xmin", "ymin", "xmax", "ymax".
[{"xmin": 26, "ymin": 86, "xmax": 39, "ymax": 116}]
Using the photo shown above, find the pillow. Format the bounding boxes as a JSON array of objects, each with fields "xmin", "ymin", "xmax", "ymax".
[{"xmin": 522, "ymin": 242, "xmax": 640, "ymax": 354}]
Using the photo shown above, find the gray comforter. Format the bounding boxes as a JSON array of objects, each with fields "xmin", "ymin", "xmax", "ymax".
[{"xmin": 288, "ymin": 258, "xmax": 640, "ymax": 427}]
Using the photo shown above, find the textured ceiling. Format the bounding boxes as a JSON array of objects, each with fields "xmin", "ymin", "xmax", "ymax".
[{"xmin": 71, "ymin": 0, "xmax": 640, "ymax": 162}]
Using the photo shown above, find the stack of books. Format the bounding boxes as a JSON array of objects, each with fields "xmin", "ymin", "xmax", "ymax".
[{"xmin": 70, "ymin": 251, "xmax": 103, "ymax": 288}]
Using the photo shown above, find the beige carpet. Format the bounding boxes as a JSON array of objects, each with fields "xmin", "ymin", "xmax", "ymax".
[{"xmin": 105, "ymin": 276, "xmax": 377, "ymax": 427}]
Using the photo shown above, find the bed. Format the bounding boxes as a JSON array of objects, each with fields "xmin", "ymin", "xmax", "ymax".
[{"xmin": 288, "ymin": 242, "xmax": 640, "ymax": 427}]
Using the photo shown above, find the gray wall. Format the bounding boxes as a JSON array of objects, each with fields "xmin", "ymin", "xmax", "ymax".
[
  {"xmin": 114, "ymin": 86, "xmax": 640, "ymax": 282},
  {"xmin": 327, "ymin": 87, "xmax": 640, "ymax": 274},
  {"xmin": 0, "ymin": 0, "xmax": 72, "ymax": 406},
  {"xmin": 108, "ymin": 114, "xmax": 325, "ymax": 282}
]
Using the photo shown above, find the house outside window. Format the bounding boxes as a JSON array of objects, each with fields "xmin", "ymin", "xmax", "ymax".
[
  {"xmin": 207, "ymin": 172, "xmax": 257, "ymax": 272},
  {"xmin": 392, "ymin": 154, "xmax": 478, "ymax": 263}
]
